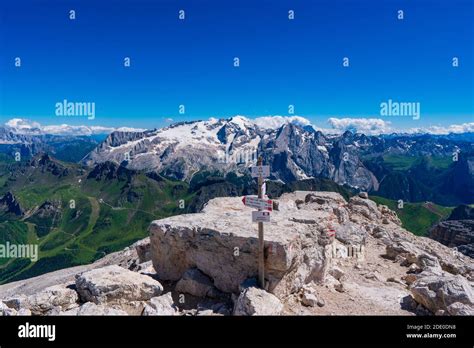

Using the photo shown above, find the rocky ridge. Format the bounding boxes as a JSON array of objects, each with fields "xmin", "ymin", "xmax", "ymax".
[{"xmin": 0, "ymin": 191, "xmax": 472, "ymax": 316}]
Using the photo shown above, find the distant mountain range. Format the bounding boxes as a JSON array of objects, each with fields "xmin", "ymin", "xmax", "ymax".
[
  {"xmin": 1, "ymin": 116, "xmax": 474, "ymax": 205},
  {"xmin": 0, "ymin": 127, "xmax": 105, "ymax": 163}
]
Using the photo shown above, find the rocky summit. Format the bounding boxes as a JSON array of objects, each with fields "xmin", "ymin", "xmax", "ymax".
[{"xmin": 0, "ymin": 191, "xmax": 473, "ymax": 316}]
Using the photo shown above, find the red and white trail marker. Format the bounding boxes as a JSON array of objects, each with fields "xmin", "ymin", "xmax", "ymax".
[
  {"xmin": 326, "ymin": 226, "xmax": 336, "ymax": 238},
  {"xmin": 242, "ymin": 196, "xmax": 273, "ymax": 211}
]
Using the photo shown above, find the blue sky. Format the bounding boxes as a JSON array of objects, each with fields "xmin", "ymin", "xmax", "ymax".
[{"xmin": 0, "ymin": 0, "xmax": 473, "ymax": 132}]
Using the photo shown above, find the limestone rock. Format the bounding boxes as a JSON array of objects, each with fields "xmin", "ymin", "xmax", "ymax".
[
  {"xmin": 2, "ymin": 297, "xmax": 28, "ymax": 311},
  {"xmin": 149, "ymin": 194, "xmax": 331, "ymax": 296},
  {"xmin": 143, "ymin": 293, "xmax": 179, "ymax": 316},
  {"xmin": 335, "ymin": 223, "xmax": 366, "ymax": 246},
  {"xmin": 301, "ymin": 292, "xmax": 318, "ymax": 307},
  {"xmin": 196, "ymin": 301, "xmax": 231, "ymax": 316},
  {"xmin": 17, "ymin": 308, "xmax": 32, "ymax": 316},
  {"xmin": 329, "ymin": 267, "xmax": 345, "ymax": 281},
  {"xmin": 334, "ymin": 282, "xmax": 345, "ymax": 293},
  {"xmin": 134, "ymin": 238, "xmax": 152, "ymax": 264},
  {"xmin": 75, "ymin": 265, "xmax": 163, "ymax": 305},
  {"xmin": 410, "ymin": 273, "xmax": 474, "ymax": 315},
  {"xmin": 348, "ymin": 196, "xmax": 381, "ymax": 221},
  {"xmin": 379, "ymin": 205, "xmax": 402, "ymax": 226},
  {"xmin": 175, "ymin": 268, "xmax": 219, "ymax": 298},
  {"xmin": 0, "ymin": 302, "xmax": 17, "ymax": 316},
  {"xmin": 386, "ymin": 241, "xmax": 423, "ymax": 265},
  {"xmin": 446, "ymin": 302, "xmax": 474, "ymax": 316},
  {"xmin": 75, "ymin": 302, "xmax": 128, "ymax": 316},
  {"xmin": 233, "ymin": 287, "xmax": 283, "ymax": 316},
  {"xmin": 26, "ymin": 285, "xmax": 79, "ymax": 315}
]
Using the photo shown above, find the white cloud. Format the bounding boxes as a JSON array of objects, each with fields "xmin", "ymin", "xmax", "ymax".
[
  {"xmin": 407, "ymin": 122, "xmax": 474, "ymax": 135},
  {"xmin": 5, "ymin": 118, "xmax": 42, "ymax": 133},
  {"xmin": 325, "ymin": 117, "xmax": 392, "ymax": 135},
  {"xmin": 252, "ymin": 115, "xmax": 312, "ymax": 129},
  {"xmin": 4, "ymin": 118, "xmax": 145, "ymax": 136}
]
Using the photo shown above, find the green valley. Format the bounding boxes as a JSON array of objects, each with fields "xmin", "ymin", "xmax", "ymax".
[{"xmin": 370, "ymin": 196, "xmax": 453, "ymax": 236}]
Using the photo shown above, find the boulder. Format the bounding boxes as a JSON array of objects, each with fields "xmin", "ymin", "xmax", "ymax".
[
  {"xmin": 379, "ymin": 205, "xmax": 402, "ymax": 225},
  {"xmin": 386, "ymin": 241, "xmax": 443, "ymax": 273},
  {"xmin": 335, "ymin": 223, "xmax": 366, "ymax": 245},
  {"xmin": 233, "ymin": 287, "xmax": 283, "ymax": 316},
  {"xmin": 2, "ymin": 297, "xmax": 28, "ymax": 311},
  {"xmin": 348, "ymin": 197, "xmax": 382, "ymax": 221},
  {"xmin": 301, "ymin": 292, "xmax": 318, "ymax": 307},
  {"xmin": 175, "ymin": 268, "xmax": 219, "ymax": 298},
  {"xmin": 149, "ymin": 195, "xmax": 330, "ymax": 297},
  {"xmin": 143, "ymin": 293, "xmax": 179, "ymax": 316},
  {"xmin": 333, "ymin": 206, "xmax": 350, "ymax": 224},
  {"xmin": 446, "ymin": 302, "xmax": 474, "ymax": 316},
  {"xmin": 17, "ymin": 308, "xmax": 32, "ymax": 316},
  {"xmin": 75, "ymin": 265, "xmax": 163, "ymax": 305},
  {"xmin": 410, "ymin": 273, "xmax": 474, "ymax": 315},
  {"xmin": 195, "ymin": 301, "xmax": 231, "ymax": 316},
  {"xmin": 25, "ymin": 285, "xmax": 79, "ymax": 315},
  {"xmin": 329, "ymin": 267, "xmax": 345, "ymax": 281},
  {"xmin": 300, "ymin": 283, "xmax": 320, "ymax": 307},
  {"xmin": 386, "ymin": 241, "xmax": 423, "ymax": 265},
  {"xmin": 134, "ymin": 238, "xmax": 152, "ymax": 264},
  {"xmin": 0, "ymin": 302, "xmax": 17, "ymax": 316},
  {"xmin": 74, "ymin": 302, "xmax": 128, "ymax": 316}
]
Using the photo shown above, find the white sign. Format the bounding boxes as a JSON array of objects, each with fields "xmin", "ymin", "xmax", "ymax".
[
  {"xmin": 252, "ymin": 211, "xmax": 271, "ymax": 223},
  {"xmin": 251, "ymin": 165, "xmax": 270, "ymax": 178},
  {"xmin": 242, "ymin": 196, "xmax": 273, "ymax": 211}
]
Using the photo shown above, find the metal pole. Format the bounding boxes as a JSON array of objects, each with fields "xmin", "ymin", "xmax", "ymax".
[{"xmin": 257, "ymin": 156, "xmax": 265, "ymax": 289}]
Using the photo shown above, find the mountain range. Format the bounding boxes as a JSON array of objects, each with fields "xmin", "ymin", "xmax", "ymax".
[
  {"xmin": 80, "ymin": 117, "xmax": 474, "ymax": 205},
  {"xmin": 2, "ymin": 116, "xmax": 474, "ymax": 205}
]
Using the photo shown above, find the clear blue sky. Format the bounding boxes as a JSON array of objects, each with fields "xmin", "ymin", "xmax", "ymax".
[{"xmin": 0, "ymin": 0, "xmax": 473, "ymax": 130}]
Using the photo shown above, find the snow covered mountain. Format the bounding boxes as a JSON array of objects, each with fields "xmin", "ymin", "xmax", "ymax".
[{"xmin": 81, "ymin": 116, "xmax": 375, "ymax": 190}]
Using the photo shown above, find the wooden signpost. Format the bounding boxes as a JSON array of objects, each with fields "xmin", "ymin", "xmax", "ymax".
[{"xmin": 245, "ymin": 156, "xmax": 271, "ymax": 289}]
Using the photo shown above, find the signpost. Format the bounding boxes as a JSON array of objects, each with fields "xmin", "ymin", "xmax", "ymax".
[
  {"xmin": 242, "ymin": 196, "xmax": 273, "ymax": 211},
  {"xmin": 248, "ymin": 157, "xmax": 268, "ymax": 289},
  {"xmin": 243, "ymin": 158, "xmax": 271, "ymax": 288}
]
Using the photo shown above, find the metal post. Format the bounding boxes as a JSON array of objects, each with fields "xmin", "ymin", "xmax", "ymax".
[{"xmin": 257, "ymin": 156, "xmax": 265, "ymax": 289}]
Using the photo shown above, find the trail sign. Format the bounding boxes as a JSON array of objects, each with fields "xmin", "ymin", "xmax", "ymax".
[
  {"xmin": 254, "ymin": 156, "xmax": 268, "ymax": 289},
  {"xmin": 242, "ymin": 196, "xmax": 273, "ymax": 211},
  {"xmin": 252, "ymin": 211, "xmax": 270, "ymax": 223},
  {"xmin": 251, "ymin": 165, "xmax": 270, "ymax": 178}
]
